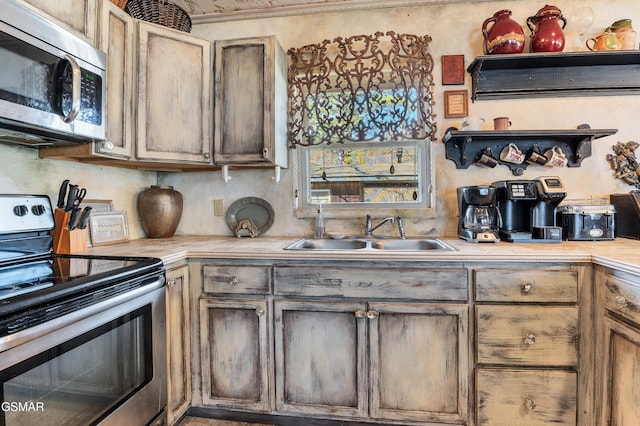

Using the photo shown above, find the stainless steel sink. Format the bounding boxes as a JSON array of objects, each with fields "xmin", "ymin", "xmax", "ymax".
[{"xmin": 284, "ymin": 238, "xmax": 455, "ymax": 251}]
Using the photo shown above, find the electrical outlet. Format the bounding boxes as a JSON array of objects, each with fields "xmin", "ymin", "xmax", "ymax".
[{"xmin": 213, "ymin": 199, "xmax": 224, "ymax": 216}]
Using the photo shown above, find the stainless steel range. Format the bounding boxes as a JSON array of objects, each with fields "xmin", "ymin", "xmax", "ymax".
[{"xmin": 0, "ymin": 194, "xmax": 166, "ymax": 426}]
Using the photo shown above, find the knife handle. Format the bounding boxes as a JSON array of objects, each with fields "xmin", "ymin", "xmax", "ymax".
[
  {"xmin": 77, "ymin": 206, "xmax": 92, "ymax": 230},
  {"xmin": 57, "ymin": 179, "xmax": 69, "ymax": 209},
  {"xmin": 65, "ymin": 184, "xmax": 78, "ymax": 212},
  {"xmin": 68, "ymin": 207, "xmax": 80, "ymax": 230}
]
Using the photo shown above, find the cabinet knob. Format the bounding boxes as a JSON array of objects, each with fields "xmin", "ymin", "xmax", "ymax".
[
  {"xmin": 167, "ymin": 278, "xmax": 177, "ymax": 288},
  {"xmin": 102, "ymin": 140, "xmax": 114, "ymax": 151},
  {"xmin": 524, "ymin": 334, "xmax": 536, "ymax": 346},
  {"xmin": 256, "ymin": 307, "xmax": 265, "ymax": 317},
  {"xmin": 355, "ymin": 309, "xmax": 367, "ymax": 319},
  {"xmin": 228, "ymin": 276, "xmax": 239, "ymax": 286},
  {"xmin": 366, "ymin": 309, "xmax": 379, "ymax": 319},
  {"xmin": 204, "ymin": 153, "xmax": 210, "ymax": 159},
  {"xmin": 262, "ymin": 148, "xmax": 270, "ymax": 159},
  {"xmin": 615, "ymin": 295, "xmax": 628, "ymax": 309},
  {"xmin": 524, "ymin": 397, "xmax": 536, "ymax": 411},
  {"xmin": 521, "ymin": 282, "xmax": 533, "ymax": 294}
]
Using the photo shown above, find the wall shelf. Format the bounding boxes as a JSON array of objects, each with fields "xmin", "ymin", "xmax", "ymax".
[
  {"xmin": 467, "ymin": 51, "xmax": 640, "ymax": 101},
  {"xmin": 442, "ymin": 125, "xmax": 618, "ymax": 175}
]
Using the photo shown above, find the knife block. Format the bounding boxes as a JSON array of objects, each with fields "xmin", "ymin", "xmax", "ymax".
[{"xmin": 52, "ymin": 208, "xmax": 88, "ymax": 254}]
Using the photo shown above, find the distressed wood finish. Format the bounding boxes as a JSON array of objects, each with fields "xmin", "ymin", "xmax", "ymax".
[
  {"xmin": 476, "ymin": 368, "xmax": 577, "ymax": 425},
  {"xmin": 202, "ymin": 265, "xmax": 270, "ymax": 295},
  {"xmin": 273, "ymin": 265, "xmax": 468, "ymax": 300},
  {"xmin": 369, "ymin": 302, "xmax": 468, "ymax": 423},
  {"xmin": 214, "ymin": 37, "xmax": 288, "ymax": 167},
  {"xmin": 476, "ymin": 305, "xmax": 578, "ymax": 366},
  {"xmin": 601, "ymin": 316, "xmax": 640, "ymax": 426},
  {"xmin": 273, "ymin": 299, "xmax": 368, "ymax": 418},
  {"xmin": 474, "ymin": 268, "xmax": 578, "ymax": 303},
  {"xmin": 166, "ymin": 265, "xmax": 191, "ymax": 425},
  {"xmin": 604, "ymin": 275, "xmax": 640, "ymax": 325},
  {"xmin": 96, "ymin": 0, "xmax": 134, "ymax": 159},
  {"xmin": 200, "ymin": 298, "xmax": 271, "ymax": 412},
  {"xmin": 22, "ymin": 0, "xmax": 97, "ymax": 43},
  {"xmin": 136, "ymin": 22, "xmax": 212, "ymax": 163}
]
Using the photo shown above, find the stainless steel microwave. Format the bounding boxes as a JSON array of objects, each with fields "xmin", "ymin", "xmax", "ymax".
[{"xmin": 0, "ymin": 0, "xmax": 106, "ymax": 147}]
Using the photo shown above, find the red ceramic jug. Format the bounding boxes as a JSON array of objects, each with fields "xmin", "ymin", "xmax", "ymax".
[
  {"xmin": 527, "ymin": 5, "xmax": 567, "ymax": 52},
  {"xmin": 482, "ymin": 9, "xmax": 526, "ymax": 54}
]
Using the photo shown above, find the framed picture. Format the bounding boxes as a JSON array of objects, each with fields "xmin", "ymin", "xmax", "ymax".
[
  {"xmin": 82, "ymin": 199, "xmax": 113, "ymax": 213},
  {"xmin": 441, "ymin": 55, "xmax": 465, "ymax": 85},
  {"xmin": 444, "ymin": 90, "xmax": 468, "ymax": 118},
  {"xmin": 89, "ymin": 211, "xmax": 129, "ymax": 246}
]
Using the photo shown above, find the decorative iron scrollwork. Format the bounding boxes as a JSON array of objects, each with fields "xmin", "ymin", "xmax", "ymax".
[
  {"xmin": 607, "ymin": 141, "xmax": 640, "ymax": 188},
  {"xmin": 287, "ymin": 31, "xmax": 436, "ymax": 148}
]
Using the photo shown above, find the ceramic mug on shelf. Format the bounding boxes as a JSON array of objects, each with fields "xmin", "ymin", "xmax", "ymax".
[
  {"xmin": 526, "ymin": 147, "xmax": 548, "ymax": 165},
  {"xmin": 475, "ymin": 149, "xmax": 499, "ymax": 168},
  {"xmin": 494, "ymin": 117, "xmax": 512, "ymax": 130},
  {"xmin": 544, "ymin": 146, "xmax": 568, "ymax": 167},
  {"xmin": 500, "ymin": 143, "xmax": 525, "ymax": 164},
  {"xmin": 461, "ymin": 116, "xmax": 486, "ymax": 131}
]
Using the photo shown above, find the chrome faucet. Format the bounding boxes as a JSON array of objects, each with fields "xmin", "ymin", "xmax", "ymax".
[
  {"xmin": 364, "ymin": 215, "xmax": 395, "ymax": 237},
  {"xmin": 396, "ymin": 216, "xmax": 406, "ymax": 239}
]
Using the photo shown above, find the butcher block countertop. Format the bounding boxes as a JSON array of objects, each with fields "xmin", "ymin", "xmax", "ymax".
[{"xmin": 84, "ymin": 236, "xmax": 640, "ymax": 274}]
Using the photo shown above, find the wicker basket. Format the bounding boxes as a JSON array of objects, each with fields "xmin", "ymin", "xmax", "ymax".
[
  {"xmin": 109, "ymin": 0, "xmax": 128, "ymax": 9},
  {"xmin": 125, "ymin": 0, "xmax": 192, "ymax": 33}
]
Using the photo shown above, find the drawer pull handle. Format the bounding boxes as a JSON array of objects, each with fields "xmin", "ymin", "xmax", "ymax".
[
  {"xmin": 228, "ymin": 276, "xmax": 239, "ymax": 286},
  {"xmin": 255, "ymin": 308, "xmax": 265, "ymax": 317},
  {"xmin": 366, "ymin": 309, "xmax": 379, "ymax": 319},
  {"xmin": 521, "ymin": 283, "xmax": 533, "ymax": 294},
  {"xmin": 524, "ymin": 397, "xmax": 536, "ymax": 411},
  {"xmin": 355, "ymin": 309, "xmax": 367, "ymax": 319},
  {"xmin": 615, "ymin": 295, "xmax": 628, "ymax": 309},
  {"xmin": 524, "ymin": 334, "xmax": 536, "ymax": 345}
]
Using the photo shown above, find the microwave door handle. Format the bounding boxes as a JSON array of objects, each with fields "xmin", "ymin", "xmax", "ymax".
[{"xmin": 60, "ymin": 54, "xmax": 81, "ymax": 123}]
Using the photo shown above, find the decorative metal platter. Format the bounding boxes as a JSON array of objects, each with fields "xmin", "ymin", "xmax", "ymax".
[{"xmin": 225, "ymin": 197, "xmax": 274, "ymax": 237}]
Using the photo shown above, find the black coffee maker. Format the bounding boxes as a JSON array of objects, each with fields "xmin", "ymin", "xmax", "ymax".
[
  {"xmin": 457, "ymin": 186, "xmax": 500, "ymax": 243},
  {"xmin": 492, "ymin": 176, "xmax": 566, "ymax": 243}
]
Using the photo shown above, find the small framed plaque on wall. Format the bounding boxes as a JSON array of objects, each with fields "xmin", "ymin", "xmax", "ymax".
[
  {"xmin": 444, "ymin": 90, "xmax": 468, "ymax": 118},
  {"xmin": 441, "ymin": 55, "xmax": 465, "ymax": 85}
]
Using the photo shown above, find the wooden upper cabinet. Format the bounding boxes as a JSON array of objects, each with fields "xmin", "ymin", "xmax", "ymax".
[
  {"xmin": 214, "ymin": 36, "xmax": 288, "ymax": 168},
  {"xmin": 136, "ymin": 21, "xmax": 213, "ymax": 164},
  {"xmin": 96, "ymin": 0, "xmax": 134, "ymax": 159},
  {"xmin": 21, "ymin": 0, "xmax": 97, "ymax": 44}
]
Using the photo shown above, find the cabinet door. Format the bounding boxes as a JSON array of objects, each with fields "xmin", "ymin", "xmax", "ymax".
[
  {"xmin": 22, "ymin": 0, "xmax": 97, "ymax": 43},
  {"xmin": 601, "ymin": 315, "xmax": 640, "ymax": 425},
  {"xmin": 95, "ymin": 0, "xmax": 134, "ymax": 159},
  {"xmin": 274, "ymin": 299, "xmax": 368, "ymax": 418},
  {"xmin": 368, "ymin": 302, "xmax": 468, "ymax": 423},
  {"xmin": 136, "ymin": 22, "xmax": 212, "ymax": 163},
  {"xmin": 166, "ymin": 266, "xmax": 191, "ymax": 425},
  {"xmin": 200, "ymin": 298, "xmax": 270, "ymax": 411},
  {"xmin": 214, "ymin": 37, "xmax": 287, "ymax": 167}
]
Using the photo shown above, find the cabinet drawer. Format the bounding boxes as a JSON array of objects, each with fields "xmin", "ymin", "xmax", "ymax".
[
  {"xmin": 202, "ymin": 265, "xmax": 270, "ymax": 294},
  {"xmin": 476, "ymin": 368, "xmax": 577, "ymax": 426},
  {"xmin": 474, "ymin": 268, "xmax": 578, "ymax": 303},
  {"xmin": 273, "ymin": 266, "xmax": 468, "ymax": 301},
  {"xmin": 605, "ymin": 275, "xmax": 640, "ymax": 326},
  {"xmin": 476, "ymin": 305, "xmax": 578, "ymax": 366}
]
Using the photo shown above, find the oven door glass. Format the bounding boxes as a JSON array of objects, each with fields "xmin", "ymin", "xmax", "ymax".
[{"xmin": 0, "ymin": 305, "xmax": 152, "ymax": 426}]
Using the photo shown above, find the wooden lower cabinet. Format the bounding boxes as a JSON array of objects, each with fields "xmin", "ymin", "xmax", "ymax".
[
  {"xmin": 166, "ymin": 265, "xmax": 191, "ymax": 425},
  {"xmin": 199, "ymin": 297, "xmax": 271, "ymax": 412},
  {"xmin": 273, "ymin": 299, "xmax": 468, "ymax": 424}
]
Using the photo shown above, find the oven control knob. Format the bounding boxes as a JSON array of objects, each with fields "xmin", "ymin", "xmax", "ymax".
[
  {"xmin": 31, "ymin": 204, "xmax": 46, "ymax": 216},
  {"xmin": 13, "ymin": 205, "xmax": 28, "ymax": 217}
]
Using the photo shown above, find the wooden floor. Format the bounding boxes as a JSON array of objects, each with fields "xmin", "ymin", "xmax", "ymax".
[{"xmin": 177, "ymin": 417, "xmax": 274, "ymax": 426}]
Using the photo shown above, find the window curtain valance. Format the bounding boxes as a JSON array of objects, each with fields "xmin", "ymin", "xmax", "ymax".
[{"xmin": 287, "ymin": 31, "xmax": 437, "ymax": 148}]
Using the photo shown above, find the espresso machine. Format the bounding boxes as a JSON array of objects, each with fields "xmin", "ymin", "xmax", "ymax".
[
  {"xmin": 457, "ymin": 186, "xmax": 500, "ymax": 243},
  {"xmin": 491, "ymin": 176, "xmax": 567, "ymax": 243}
]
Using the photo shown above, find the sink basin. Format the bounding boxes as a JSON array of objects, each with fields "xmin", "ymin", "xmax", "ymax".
[
  {"xmin": 284, "ymin": 238, "xmax": 455, "ymax": 251},
  {"xmin": 370, "ymin": 239, "xmax": 454, "ymax": 251},
  {"xmin": 285, "ymin": 238, "xmax": 368, "ymax": 250}
]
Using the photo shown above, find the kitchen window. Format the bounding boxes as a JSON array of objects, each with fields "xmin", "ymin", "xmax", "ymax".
[{"xmin": 288, "ymin": 31, "xmax": 436, "ymax": 217}]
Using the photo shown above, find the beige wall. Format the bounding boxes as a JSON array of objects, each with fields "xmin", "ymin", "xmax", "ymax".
[
  {"xmin": 165, "ymin": 0, "xmax": 640, "ymax": 238},
  {"xmin": 1, "ymin": 0, "xmax": 638, "ymax": 240}
]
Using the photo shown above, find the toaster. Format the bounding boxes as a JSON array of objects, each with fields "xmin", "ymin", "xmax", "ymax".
[{"xmin": 557, "ymin": 204, "xmax": 616, "ymax": 241}]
